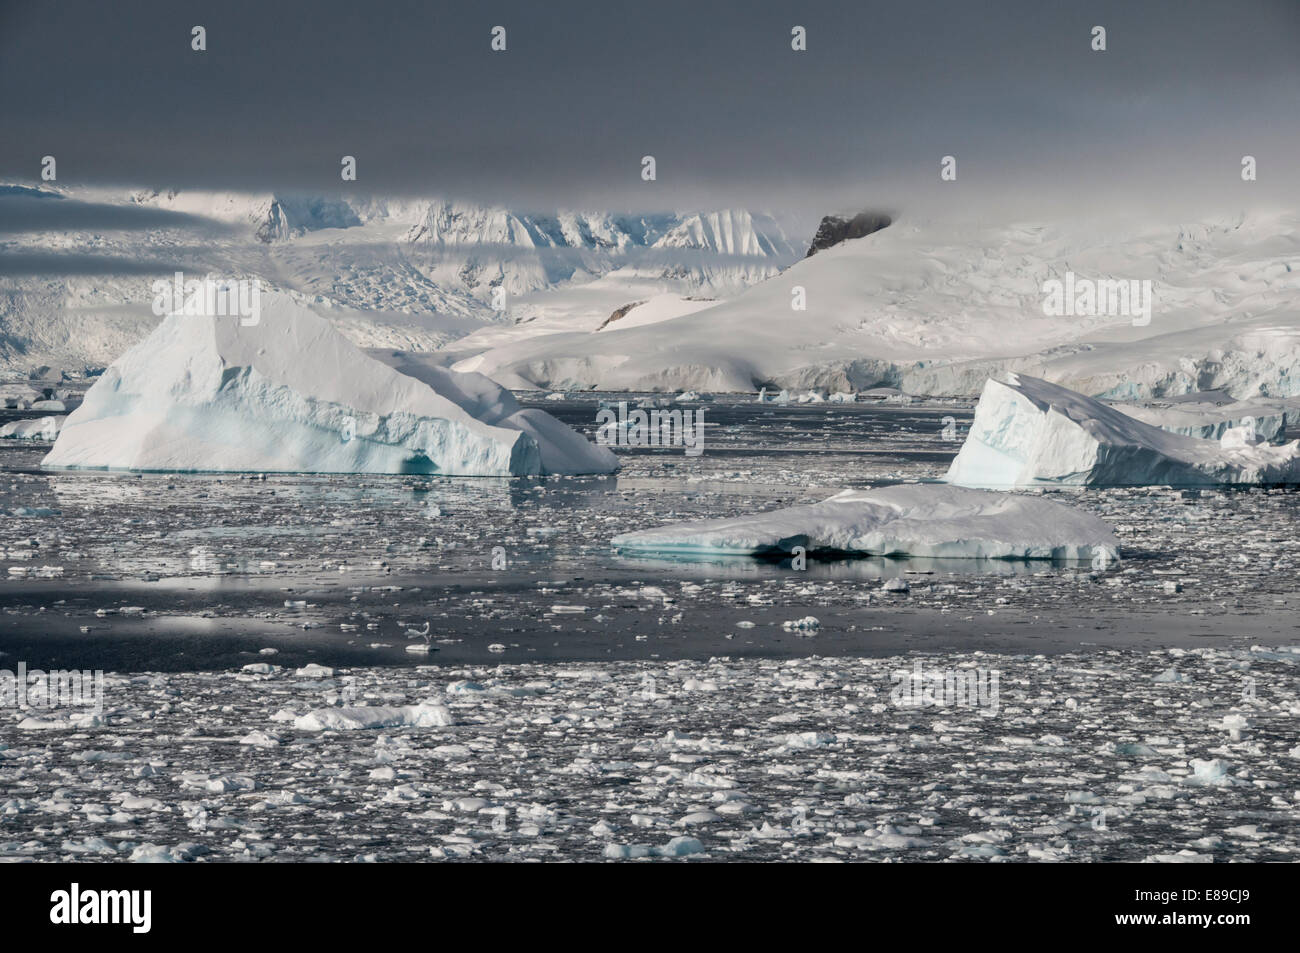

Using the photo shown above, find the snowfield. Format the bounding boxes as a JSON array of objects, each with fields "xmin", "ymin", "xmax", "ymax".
[
  {"xmin": 612, "ymin": 483, "xmax": 1120, "ymax": 563},
  {"xmin": 42, "ymin": 293, "xmax": 617, "ymax": 475},
  {"xmin": 946, "ymin": 374, "xmax": 1300, "ymax": 488},
  {"xmin": 2, "ymin": 646, "xmax": 1297, "ymax": 862}
]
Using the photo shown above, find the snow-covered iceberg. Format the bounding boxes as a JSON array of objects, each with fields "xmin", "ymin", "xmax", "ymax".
[
  {"xmin": 611, "ymin": 483, "xmax": 1118, "ymax": 562},
  {"xmin": 42, "ymin": 294, "xmax": 618, "ymax": 476},
  {"xmin": 947, "ymin": 374, "xmax": 1300, "ymax": 488}
]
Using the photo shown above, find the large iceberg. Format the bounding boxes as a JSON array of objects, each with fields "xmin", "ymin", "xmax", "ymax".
[
  {"xmin": 611, "ymin": 483, "xmax": 1118, "ymax": 562},
  {"xmin": 42, "ymin": 294, "xmax": 618, "ymax": 476},
  {"xmin": 946, "ymin": 374, "xmax": 1300, "ymax": 488}
]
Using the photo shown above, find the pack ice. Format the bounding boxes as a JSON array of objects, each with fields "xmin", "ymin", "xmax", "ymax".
[
  {"xmin": 946, "ymin": 374, "xmax": 1300, "ymax": 488},
  {"xmin": 611, "ymin": 483, "xmax": 1118, "ymax": 562},
  {"xmin": 41, "ymin": 293, "xmax": 618, "ymax": 475}
]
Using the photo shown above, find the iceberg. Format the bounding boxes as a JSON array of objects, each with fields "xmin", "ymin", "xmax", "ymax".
[
  {"xmin": 611, "ymin": 483, "xmax": 1118, "ymax": 562},
  {"xmin": 0, "ymin": 415, "xmax": 64, "ymax": 440},
  {"xmin": 946, "ymin": 374, "xmax": 1300, "ymax": 489},
  {"xmin": 42, "ymin": 294, "xmax": 618, "ymax": 476}
]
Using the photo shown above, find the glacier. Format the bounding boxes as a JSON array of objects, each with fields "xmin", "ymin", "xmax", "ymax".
[
  {"xmin": 946, "ymin": 374, "xmax": 1300, "ymax": 489},
  {"xmin": 41, "ymin": 293, "xmax": 618, "ymax": 476},
  {"xmin": 611, "ymin": 483, "xmax": 1119, "ymax": 562}
]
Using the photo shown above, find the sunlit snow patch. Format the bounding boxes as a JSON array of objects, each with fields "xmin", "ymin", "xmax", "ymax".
[
  {"xmin": 41, "ymin": 293, "xmax": 617, "ymax": 476},
  {"xmin": 611, "ymin": 483, "xmax": 1118, "ymax": 562},
  {"xmin": 946, "ymin": 374, "xmax": 1300, "ymax": 488}
]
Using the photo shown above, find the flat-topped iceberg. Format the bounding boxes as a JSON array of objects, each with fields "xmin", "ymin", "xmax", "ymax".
[
  {"xmin": 611, "ymin": 483, "xmax": 1118, "ymax": 562},
  {"xmin": 43, "ymin": 294, "xmax": 618, "ymax": 476},
  {"xmin": 947, "ymin": 374, "xmax": 1300, "ymax": 489}
]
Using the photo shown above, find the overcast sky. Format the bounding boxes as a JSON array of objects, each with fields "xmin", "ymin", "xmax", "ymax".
[{"xmin": 2, "ymin": 0, "xmax": 1298, "ymax": 218}]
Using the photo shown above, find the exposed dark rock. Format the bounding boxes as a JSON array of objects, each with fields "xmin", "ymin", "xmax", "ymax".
[
  {"xmin": 805, "ymin": 211, "xmax": 892, "ymax": 257},
  {"xmin": 596, "ymin": 300, "xmax": 648, "ymax": 331}
]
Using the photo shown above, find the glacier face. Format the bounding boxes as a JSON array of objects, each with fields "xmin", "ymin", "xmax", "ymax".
[
  {"xmin": 946, "ymin": 374, "xmax": 1300, "ymax": 489},
  {"xmin": 611, "ymin": 483, "xmax": 1120, "ymax": 563},
  {"xmin": 41, "ymin": 293, "xmax": 618, "ymax": 476}
]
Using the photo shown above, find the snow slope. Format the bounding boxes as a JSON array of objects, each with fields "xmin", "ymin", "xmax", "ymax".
[
  {"xmin": 946, "ymin": 374, "xmax": 1300, "ymax": 488},
  {"xmin": 462, "ymin": 211, "xmax": 1300, "ymax": 397},
  {"xmin": 611, "ymin": 483, "xmax": 1119, "ymax": 562},
  {"xmin": 42, "ymin": 293, "xmax": 617, "ymax": 475}
]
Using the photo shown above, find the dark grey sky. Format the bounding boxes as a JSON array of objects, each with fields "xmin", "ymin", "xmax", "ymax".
[{"xmin": 1, "ymin": 0, "xmax": 1298, "ymax": 215}]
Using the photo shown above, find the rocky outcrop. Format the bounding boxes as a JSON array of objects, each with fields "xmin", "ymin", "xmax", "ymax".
[{"xmin": 805, "ymin": 211, "xmax": 892, "ymax": 257}]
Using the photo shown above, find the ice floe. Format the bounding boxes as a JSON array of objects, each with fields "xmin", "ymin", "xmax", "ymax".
[{"xmin": 611, "ymin": 483, "xmax": 1119, "ymax": 562}]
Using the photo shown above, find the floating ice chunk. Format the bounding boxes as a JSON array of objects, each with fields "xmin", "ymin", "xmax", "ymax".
[
  {"xmin": 1142, "ymin": 850, "xmax": 1212, "ymax": 864},
  {"xmin": 43, "ymin": 293, "xmax": 617, "ymax": 476},
  {"xmin": 129, "ymin": 843, "xmax": 188, "ymax": 863},
  {"xmin": 782, "ymin": 616, "xmax": 821, "ymax": 632},
  {"xmin": 1221, "ymin": 714, "xmax": 1252, "ymax": 740},
  {"xmin": 293, "ymin": 703, "xmax": 453, "ymax": 731},
  {"xmin": 655, "ymin": 836, "xmax": 705, "ymax": 857},
  {"xmin": 612, "ymin": 483, "xmax": 1119, "ymax": 562},
  {"xmin": 1185, "ymin": 758, "xmax": 1237, "ymax": 787},
  {"xmin": 0, "ymin": 415, "xmax": 64, "ymax": 440},
  {"xmin": 604, "ymin": 836, "xmax": 705, "ymax": 859},
  {"xmin": 239, "ymin": 730, "xmax": 281, "ymax": 747},
  {"xmin": 947, "ymin": 374, "xmax": 1300, "ymax": 488}
]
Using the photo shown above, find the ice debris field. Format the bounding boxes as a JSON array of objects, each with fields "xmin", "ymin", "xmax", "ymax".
[{"xmin": 2, "ymin": 645, "xmax": 1298, "ymax": 862}]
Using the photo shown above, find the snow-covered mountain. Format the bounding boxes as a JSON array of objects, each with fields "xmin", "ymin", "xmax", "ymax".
[
  {"xmin": 0, "ymin": 185, "xmax": 803, "ymax": 373},
  {"xmin": 458, "ymin": 210, "xmax": 1300, "ymax": 400}
]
